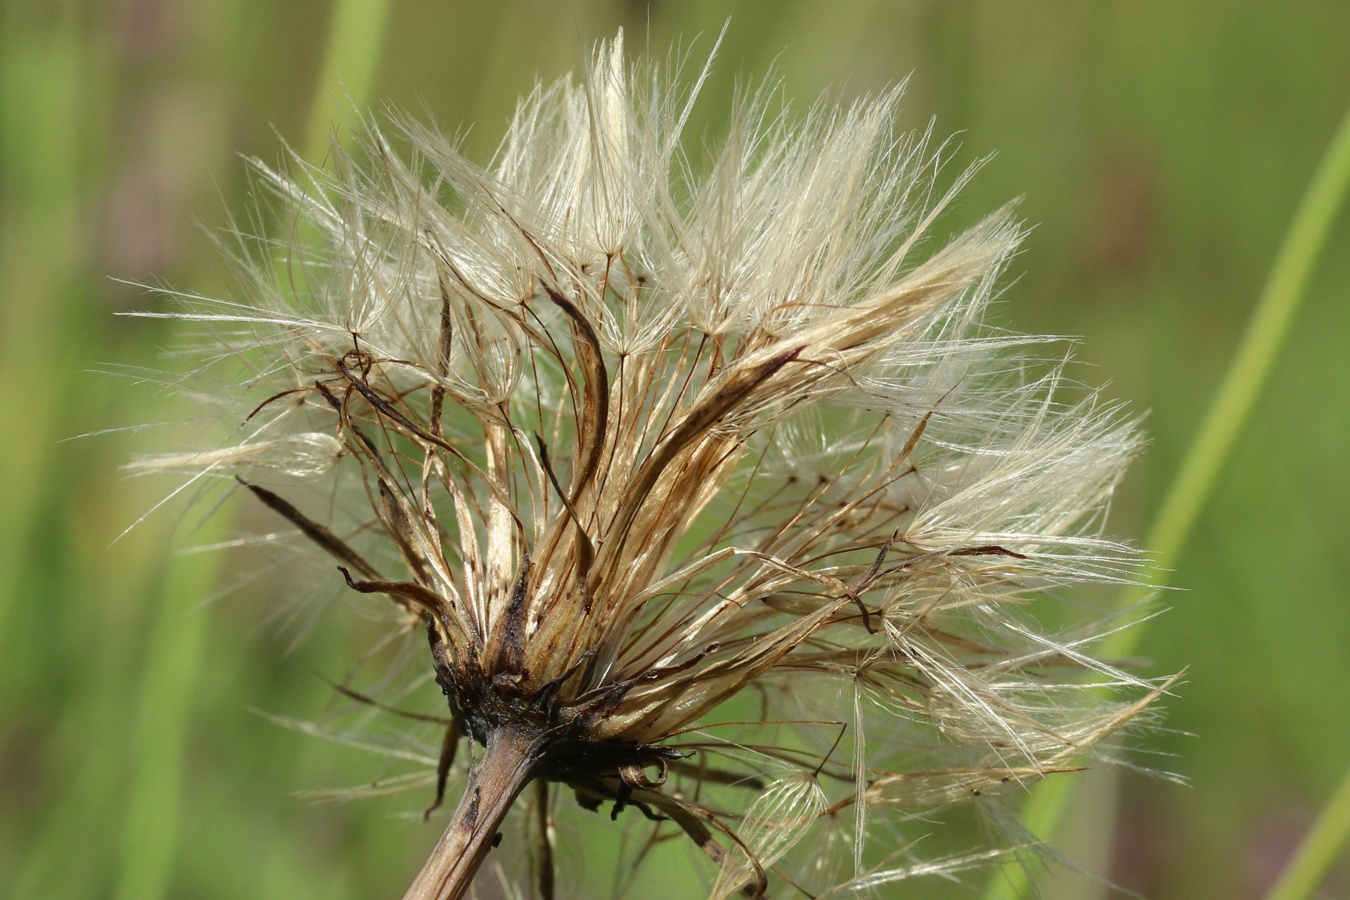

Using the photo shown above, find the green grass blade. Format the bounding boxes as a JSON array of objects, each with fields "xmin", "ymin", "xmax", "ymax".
[
  {"xmin": 102, "ymin": 4, "xmax": 395, "ymax": 896},
  {"xmin": 111, "ymin": 517, "xmax": 228, "ymax": 900},
  {"xmin": 1108, "ymin": 95, "xmax": 1350, "ymax": 658},
  {"xmin": 304, "ymin": 0, "xmax": 393, "ymax": 163},
  {"xmin": 982, "ymin": 99, "xmax": 1350, "ymax": 900},
  {"xmin": 1263, "ymin": 762, "xmax": 1350, "ymax": 900},
  {"xmin": 0, "ymin": 0, "xmax": 82, "ymax": 666}
]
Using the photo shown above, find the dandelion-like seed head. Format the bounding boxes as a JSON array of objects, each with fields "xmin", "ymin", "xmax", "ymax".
[{"xmin": 138, "ymin": 31, "xmax": 1170, "ymax": 899}]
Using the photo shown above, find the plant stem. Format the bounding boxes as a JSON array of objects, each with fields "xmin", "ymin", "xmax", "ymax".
[
  {"xmin": 404, "ymin": 728, "xmax": 540, "ymax": 900},
  {"xmin": 304, "ymin": 0, "xmax": 392, "ymax": 164},
  {"xmin": 1263, "ymin": 761, "xmax": 1350, "ymax": 900},
  {"xmin": 112, "ymin": 512, "xmax": 229, "ymax": 900},
  {"xmin": 982, "ymin": 98, "xmax": 1350, "ymax": 900}
]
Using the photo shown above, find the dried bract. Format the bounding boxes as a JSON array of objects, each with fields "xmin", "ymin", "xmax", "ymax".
[{"xmin": 137, "ymin": 31, "xmax": 1169, "ymax": 900}]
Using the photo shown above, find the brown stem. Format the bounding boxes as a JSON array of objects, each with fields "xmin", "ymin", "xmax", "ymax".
[{"xmin": 403, "ymin": 728, "xmax": 540, "ymax": 900}]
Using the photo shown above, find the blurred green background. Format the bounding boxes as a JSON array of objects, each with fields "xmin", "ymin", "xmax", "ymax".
[{"xmin": 3, "ymin": 1, "xmax": 1348, "ymax": 897}]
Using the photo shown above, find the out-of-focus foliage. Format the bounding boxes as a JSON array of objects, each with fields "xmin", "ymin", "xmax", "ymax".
[{"xmin": 1, "ymin": 2, "xmax": 1346, "ymax": 898}]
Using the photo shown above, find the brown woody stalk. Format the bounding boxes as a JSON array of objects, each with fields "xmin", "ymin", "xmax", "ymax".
[{"xmin": 404, "ymin": 728, "xmax": 538, "ymax": 900}]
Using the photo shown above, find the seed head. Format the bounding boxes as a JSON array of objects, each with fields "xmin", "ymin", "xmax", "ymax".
[{"xmin": 137, "ymin": 30, "xmax": 1169, "ymax": 900}]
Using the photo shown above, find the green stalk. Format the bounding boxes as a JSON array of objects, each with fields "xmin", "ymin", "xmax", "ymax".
[
  {"xmin": 1263, "ymin": 762, "xmax": 1350, "ymax": 900},
  {"xmin": 0, "ymin": 0, "xmax": 82, "ymax": 672},
  {"xmin": 304, "ymin": 0, "xmax": 393, "ymax": 164},
  {"xmin": 982, "ymin": 100, "xmax": 1350, "ymax": 900},
  {"xmin": 103, "ymin": 4, "xmax": 393, "ymax": 898},
  {"xmin": 111, "ymin": 515, "xmax": 228, "ymax": 900},
  {"xmin": 8, "ymin": 516, "xmax": 160, "ymax": 899}
]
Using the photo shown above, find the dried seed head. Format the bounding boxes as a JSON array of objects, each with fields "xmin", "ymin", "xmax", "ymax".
[{"xmin": 136, "ymin": 30, "xmax": 1170, "ymax": 900}]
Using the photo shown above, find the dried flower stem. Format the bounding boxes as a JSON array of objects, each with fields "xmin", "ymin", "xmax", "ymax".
[{"xmin": 405, "ymin": 728, "xmax": 539, "ymax": 900}]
